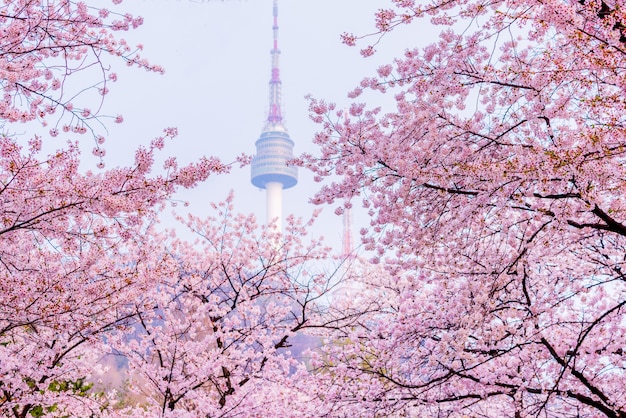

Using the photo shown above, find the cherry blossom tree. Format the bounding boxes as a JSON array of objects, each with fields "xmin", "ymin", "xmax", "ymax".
[
  {"xmin": 107, "ymin": 196, "xmax": 375, "ymax": 417},
  {"xmin": 0, "ymin": 1, "xmax": 229, "ymax": 416},
  {"xmin": 0, "ymin": 129, "xmax": 228, "ymax": 417},
  {"xmin": 306, "ymin": 0, "xmax": 626, "ymax": 416},
  {"xmin": 0, "ymin": 0, "xmax": 159, "ymax": 139}
]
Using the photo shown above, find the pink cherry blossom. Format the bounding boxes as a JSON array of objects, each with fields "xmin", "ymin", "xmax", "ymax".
[{"xmin": 305, "ymin": 0, "xmax": 626, "ymax": 416}]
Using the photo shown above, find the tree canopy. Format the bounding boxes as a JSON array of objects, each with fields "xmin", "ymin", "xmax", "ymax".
[{"xmin": 305, "ymin": 0, "xmax": 626, "ymax": 416}]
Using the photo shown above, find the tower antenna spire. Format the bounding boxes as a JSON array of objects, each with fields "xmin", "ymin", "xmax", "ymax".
[
  {"xmin": 251, "ymin": 0, "xmax": 297, "ymax": 231},
  {"xmin": 267, "ymin": 0, "xmax": 282, "ymax": 128}
]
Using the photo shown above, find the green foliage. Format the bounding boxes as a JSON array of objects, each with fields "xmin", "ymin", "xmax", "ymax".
[
  {"xmin": 25, "ymin": 378, "xmax": 96, "ymax": 417},
  {"xmin": 47, "ymin": 378, "xmax": 93, "ymax": 396}
]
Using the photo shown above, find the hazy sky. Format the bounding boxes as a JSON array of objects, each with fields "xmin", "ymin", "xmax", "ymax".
[{"xmin": 91, "ymin": 0, "xmax": 431, "ymax": 248}]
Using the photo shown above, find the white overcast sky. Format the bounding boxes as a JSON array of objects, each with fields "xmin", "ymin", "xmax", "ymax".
[{"xmin": 92, "ymin": 0, "xmax": 431, "ymax": 248}]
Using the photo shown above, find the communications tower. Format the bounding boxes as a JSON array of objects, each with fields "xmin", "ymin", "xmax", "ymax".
[{"xmin": 251, "ymin": 0, "xmax": 297, "ymax": 231}]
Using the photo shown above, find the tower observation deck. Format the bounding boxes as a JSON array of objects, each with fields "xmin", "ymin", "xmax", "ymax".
[{"xmin": 251, "ymin": 0, "xmax": 297, "ymax": 229}]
